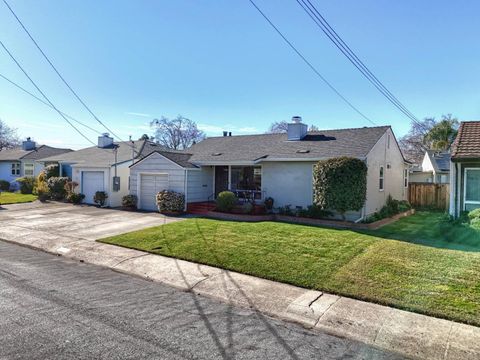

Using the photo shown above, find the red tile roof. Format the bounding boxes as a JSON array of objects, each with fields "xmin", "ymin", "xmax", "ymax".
[{"xmin": 451, "ymin": 121, "xmax": 480, "ymax": 159}]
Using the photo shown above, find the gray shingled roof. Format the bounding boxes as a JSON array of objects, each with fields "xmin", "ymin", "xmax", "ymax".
[
  {"xmin": 39, "ymin": 140, "xmax": 168, "ymax": 167},
  {"xmin": 134, "ymin": 150, "xmax": 197, "ymax": 169},
  {"xmin": 0, "ymin": 145, "xmax": 72, "ymax": 161},
  {"xmin": 187, "ymin": 126, "xmax": 390, "ymax": 163},
  {"xmin": 427, "ymin": 150, "xmax": 451, "ymax": 172}
]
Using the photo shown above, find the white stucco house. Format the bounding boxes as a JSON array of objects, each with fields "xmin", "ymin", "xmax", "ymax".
[
  {"xmin": 130, "ymin": 118, "xmax": 409, "ymax": 220},
  {"xmin": 38, "ymin": 135, "xmax": 167, "ymax": 207},
  {"xmin": 409, "ymin": 150, "xmax": 450, "ymax": 184}
]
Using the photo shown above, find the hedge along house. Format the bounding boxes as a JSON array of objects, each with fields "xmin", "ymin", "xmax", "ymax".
[
  {"xmin": 38, "ymin": 134, "xmax": 167, "ymax": 207},
  {"xmin": 130, "ymin": 117, "xmax": 409, "ymax": 220},
  {"xmin": 0, "ymin": 138, "xmax": 72, "ymax": 189},
  {"xmin": 449, "ymin": 121, "xmax": 480, "ymax": 216}
]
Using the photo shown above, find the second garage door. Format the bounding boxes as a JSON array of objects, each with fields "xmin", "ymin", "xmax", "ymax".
[
  {"xmin": 139, "ymin": 174, "xmax": 169, "ymax": 211},
  {"xmin": 82, "ymin": 171, "xmax": 105, "ymax": 205}
]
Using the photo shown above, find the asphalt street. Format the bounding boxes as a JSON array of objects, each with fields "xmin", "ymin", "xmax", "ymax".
[{"xmin": 0, "ymin": 240, "xmax": 405, "ymax": 360}]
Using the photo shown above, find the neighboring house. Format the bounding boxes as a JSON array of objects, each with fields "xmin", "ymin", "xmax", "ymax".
[
  {"xmin": 0, "ymin": 138, "xmax": 72, "ymax": 189},
  {"xmin": 130, "ymin": 118, "xmax": 409, "ymax": 220},
  {"xmin": 409, "ymin": 150, "xmax": 450, "ymax": 184},
  {"xmin": 449, "ymin": 121, "xmax": 480, "ymax": 216},
  {"xmin": 38, "ymin": 134, "xmax": 167, "ymax": 207}
]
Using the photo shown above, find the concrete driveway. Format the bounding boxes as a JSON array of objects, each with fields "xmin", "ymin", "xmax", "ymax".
[{"xmin": 0, "ymin": 201, "xmax": 182, "ymax": 242}]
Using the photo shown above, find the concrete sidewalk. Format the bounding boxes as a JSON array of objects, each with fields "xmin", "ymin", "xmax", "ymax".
[{"xmin": 1, "ymin": 204, "xmax": 479, "ymax": 360}]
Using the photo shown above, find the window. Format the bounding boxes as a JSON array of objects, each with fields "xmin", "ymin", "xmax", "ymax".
[
  {"xmin": 404, "ymin": 169, "xmax": 408, "ymax": 187},
  {"xmin": 24, "ymin": 163, "xmax": 34, "ymax": 176},
  {"xmin": 11, "ymin": 163, "xmax": 20, "ymax": 176},
  {"xmin": 379, "ymin": 166, "xmax": 384, "ymax": 191},
  {"xmin": 464, "ymin": 168, "xmax": 480, "ymax": 211},
  {"xmin": 230, "ymin": 166, "xmax": 262, "ymax": 199}
]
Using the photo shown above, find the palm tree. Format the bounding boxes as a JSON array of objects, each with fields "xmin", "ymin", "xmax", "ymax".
[{"xmin": 424, "ymin": 114, "xmax": 459, "ymax": 151}]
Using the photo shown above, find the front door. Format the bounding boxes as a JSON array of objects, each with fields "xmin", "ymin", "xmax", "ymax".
[{"xmin": 215, "ymin": 166, "xmax": 229, "ymax": 197}]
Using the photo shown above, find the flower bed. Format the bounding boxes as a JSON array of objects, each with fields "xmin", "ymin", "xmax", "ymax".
[{"xmin": 205, "ymin": 209, "xmax": 415, "ymax": 229}]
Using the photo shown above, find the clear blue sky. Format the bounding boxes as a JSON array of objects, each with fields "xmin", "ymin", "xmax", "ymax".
[{"xmin": 1, "ymin": 0, "xmax": 479, "ymax": 149}]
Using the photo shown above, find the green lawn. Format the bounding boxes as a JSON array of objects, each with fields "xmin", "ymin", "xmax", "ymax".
[
  {"xmin": 99, "ymin": 212, "xmax": 480, "ymax": 326},
  {"xmin": 0, "ymin": 192, "xmax": 37, "ymax": 205}
]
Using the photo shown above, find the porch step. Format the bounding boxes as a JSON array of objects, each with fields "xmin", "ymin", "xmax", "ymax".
[{"xmin": 187, "ymin": 202, "xmax": 216, "ymax": 215}]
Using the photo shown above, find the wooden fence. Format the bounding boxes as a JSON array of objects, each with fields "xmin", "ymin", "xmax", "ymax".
[{"xmin": 408, "ymin": 183, "xmax": 450, "ymax": 210}]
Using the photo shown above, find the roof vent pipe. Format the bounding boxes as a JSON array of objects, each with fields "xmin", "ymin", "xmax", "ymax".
[
  {"xmin": 223, "ymin": 131, "xmax": 228, "ymax": 137},
  {"xmin": 228, "ymin": 132, "xmax": 232, "ymax": 137}
]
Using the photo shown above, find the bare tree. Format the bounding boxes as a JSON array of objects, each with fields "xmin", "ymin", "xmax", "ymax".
[
  {"xmin": 309, "ymin": 124, "xmax": 319, "ymax": 131},
  {"xmin": 0, "ymin": 119, "xmax": 19, "ymax": 151},
  {"xmin": 398, "ymin": 118, "xmax": 435, "ymax": 164},
  {"xmin": 267, "ymin": 121, "xmax": 289, "ymax": 133},
  {"xmin": 150, "ymin": 116, "xmax": 205, "ymax": 150}
]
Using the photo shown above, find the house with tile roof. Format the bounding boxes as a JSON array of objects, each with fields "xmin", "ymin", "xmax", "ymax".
[
  {"xmin": 409, "ymin": 150, "xmax": 451, "ymax": 184},
  {"xmin": 38, "ymin": 134, "xmax": 168, "ymax": 207},
  {"xmin": 130, "ymin": 117, "xmax": 410, "ymax": 220},
  {"xmin": 449, "ymin": 121, "xmax": 480, "ymax": 216},
  {"xmin": 0, "ymin": 138, "xmax": 72, "ymax": 189}
]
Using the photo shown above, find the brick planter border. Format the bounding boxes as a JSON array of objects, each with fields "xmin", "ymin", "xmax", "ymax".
[{"xmin": 204, "ymin": 209, "xmax": 415, "ymax": 230}]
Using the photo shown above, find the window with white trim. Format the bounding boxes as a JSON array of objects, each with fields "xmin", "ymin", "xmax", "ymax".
[
  {"xmin": 379, "ymin": 166, "xmax": 384, "ymax": 191},
  {"xmin": 464, "ymin": 168, "xmax": 480, "ymax": 211},
  {"xmin": 24, "ymin": 163, "xmax": 34, "ymax": 176},
  {"xmin": 11, "ymin": 163, "xmax": 20, "ymax": 176}
]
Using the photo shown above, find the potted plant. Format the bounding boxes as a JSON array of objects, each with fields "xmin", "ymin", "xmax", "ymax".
[
  {"xmin": 156, "ymin": 190, "xmax": 185, "ymax": 215},
  {"xmin": 93, "ymin": 191, "xmax": 108, "ymax": 207},
  {"xmin": 122, "ymin": 194, "xmax": 138, "ymax": 211}
]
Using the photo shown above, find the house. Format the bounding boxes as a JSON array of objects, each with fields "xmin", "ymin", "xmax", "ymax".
[
  {"xmin": 38, "ymin": 134, "xmax": 167, "ymax": 206},
  {"xmin": 0, "ymin": 138, "xmax": 72, "ymax": 189},
  {"xmin": 409, "ymin": 150, "xmax": 450, "ymax": 184},
  {"xmin": 449, "ymin": 121, "xmax": 480, "ymax": 216},
  {"xmin": 130, "ymin": 117, "xmax": 409, "ymax": 220}
]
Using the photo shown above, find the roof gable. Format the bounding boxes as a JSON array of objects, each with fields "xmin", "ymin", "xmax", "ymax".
[
  {"xmin": 0, "ymin": 145, "xmax": 72, "ymax": 161},
  {"xmin": 130, "ymin": 150, "xmax": 197, "ymax": 169}
]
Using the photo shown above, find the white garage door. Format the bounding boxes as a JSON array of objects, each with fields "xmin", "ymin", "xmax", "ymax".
[
  {"xmin": 82, "ymin": 171, "xmax": 105, "ymax": 205},
  {"xmin": 139, "ymin": 174, "xmax": 169, "ymax": 211}
]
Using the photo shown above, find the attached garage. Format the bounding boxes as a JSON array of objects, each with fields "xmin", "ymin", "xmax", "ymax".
[
  {"xmin": 81, "ymin": 171, "xmax": 105, "ymax": 204},
  {"xmin": 138, "ymin": 173, "xmax": 169, "ymax": 211}
]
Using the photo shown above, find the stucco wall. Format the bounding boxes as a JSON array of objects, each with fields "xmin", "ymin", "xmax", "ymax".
[
  {"xmin": 108, "ymin": 163, "xmax": 130, "ymax": 207},
  {"xmin": 262, "ymin": 161, "xmax": 314, "ymax": 209},
  {"xmin": 187, "ymin": 166, "xmax": 213, "ymax": 203},
  {"xmin": 365, "ymin": 128, "xmax": 408, "ymax": 215},
  {"xmin": 409, "ymin": 172, "xmax": 434, "ymax": 183},
  {"xmin": 130, "ymin": 153, "xmax": 186, "ymax": 199}
]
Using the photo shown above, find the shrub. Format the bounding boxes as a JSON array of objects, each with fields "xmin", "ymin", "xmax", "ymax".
[
  {"xmin": 468, "ymin": 208, "xmax": 480, "ymax": 221},
  {"xmin": 156, "ymin": 190, "xmax": 185, "ymax": 213},
  {"xmin": 313, "ymin": 157, "xmax": 367, "ymax": 220},
  {"xmin": 44, "ymin": 164, "xmax": 59, "ymax": 179},
  {"xmin": 242, "ymin": 202, "xmax": 253, "ymax": 214},
  {"xmin": 277, "ymin": 204, "xmax": 294, "ymax": 216},
  {"xmin": 0, "ymin": 180, "xmax": 9, "ymax": 192},
  {"xmin": 215, "ymin": 191, "xmax": 237, "ymax": 212},
  {"xmin": 122, "ymin": 194, "xmax": 138, "ymax": 209},
  {"xmin": 305, "ymin": 205, "xmax": 333, "ymax": 219},
  {"xmin": 363, "ymin": 196, "xmax": 412, "ymax": 223},
  {"xmin": 17, "ymin": 176, "xmax": 36, "ymax": 194},
  {"xmin": 93, "ymin": 191, "xmax": 108, "ymax": 207},
  {"xmin": 47, "ymin": 177, "xmax": 69, "ymax": 200},
  {"xmin": 471, "ymin": 217, "xmax": 480, "ymax": 230},
  {"xmin": 36, "ymin": 172, "xmax": 49, "ymax": 201},
  {"xmin": 64, "ymin": 181, "xmax": 79, "ymax": 196},
  {"xmin": 67, "ymin": 193, "xmax": 85, "ymax": 204},
  {"xmin": 264, "ymin": 197, "xmax": 274, "ymax": 212}
]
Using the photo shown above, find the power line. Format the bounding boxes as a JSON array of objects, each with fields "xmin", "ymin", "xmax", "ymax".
[
  {"xmin": 2, "ymin": 0, "xmax": 126, "ymax": 141},
  {"xmin": 0, "ymin": 39, "xmax": 96, "ymax": 146},
  {"xmin": 0, "ymin": 73, "xmax": 103, "ymax": 135},
  {"xmin": 247, "ymin": 0, "xmax": 376, "ymax": 126},
  {"xmin": 296, "ymin": 0, "xmax": 423, "ymax": 127}
]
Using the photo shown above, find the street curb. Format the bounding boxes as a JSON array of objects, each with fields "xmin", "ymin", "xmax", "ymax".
[{"xmin": 1, "ymin": 233, "xmax": 479, "ymax": 360}]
